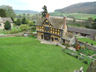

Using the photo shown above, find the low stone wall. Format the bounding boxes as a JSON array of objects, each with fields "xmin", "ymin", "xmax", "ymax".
[
  {"xmin": 0, "ymin": 33, "xmax": 24, "ymax": 37},
  {"xmin": 78, "ymin": 41, "xmax": 96, "ymax": 51},
  {"xmin": 0, "ymin": 32, "xmax": 36, "ymax": 37}
]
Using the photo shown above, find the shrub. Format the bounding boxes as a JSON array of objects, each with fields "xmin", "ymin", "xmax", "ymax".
[
  {"xmin": 4, "ymin": 21, "xmax": 11, "ymax": 30},
  {"xmin": 15, "ymin": 19, "xmax": 21, "ymax": 26},
  {"xmin": 28, "ymin": 21, "xmax": 35, "ymax": 26},
  {"xmin": 82, "ymin": 56, "xmax": 93, "ymax": 65},
  {"xmin": 20, "ymin": 24, "xmax": 30, "ymax": 31},
  {"xmin": 83, "ymin": 60, "xmax": 88, "ymax": 64},
  {"xmin": 65, "ymin": 44, "xmax": 70, "ymax": 47},
  {"xmin": 81, "ymin": 45, "xmax": 86, "ymax": 49},
  {"xmin": 22, "ymin": 17, "xmax": 27, "ymax": 24},
  {"xmin": 5, "ymin": 27, "xmax": 21, "ymax": 34}
]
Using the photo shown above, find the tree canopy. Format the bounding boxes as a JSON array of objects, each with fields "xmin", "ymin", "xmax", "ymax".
[
  {"xmin": 22, "ymin": 17, "xmax": 27, "ymax": 24},
  {"xmin": 92, "ymin": 19, "xmax": 96, "ymax": 29},
  {"xmin": 0, "ymin": 5, "xmax": 16, "ymax": 18},
  {"xmin": 42, "ymin": 5, "xmax": 48, "ymax": 17},
  {"xmin": 4, "ymin": 21, "xmax": 11, "ymax": 30},
  {"xmin": 0, "ymin": 9, "xmax": 6, "ymax": 17},
  {"xmin": 15, "ymin": 19, "xmax": 21, "ymax": 26}
]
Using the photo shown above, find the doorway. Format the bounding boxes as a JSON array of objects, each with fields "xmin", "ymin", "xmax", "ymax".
[{"xmin": 44, "ymin": 33, "xmax": 51, "ymax": 41}]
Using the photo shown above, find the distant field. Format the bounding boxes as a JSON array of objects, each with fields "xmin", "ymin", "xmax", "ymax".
[
  {"xmin": 50, "ymin": 12, "xmax": 96, "ymax": 20},
  {"xmin": 78, "ymin": 38, "xmax": 96, "ymax": 46},
  {"xmin": 0, "ymin": 37, "xmax": 88, "ymax": 72}
]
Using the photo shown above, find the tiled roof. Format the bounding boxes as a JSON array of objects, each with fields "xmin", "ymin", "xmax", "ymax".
[
  {"xmin": 68, "ymin": 26, "xmax": 96, "ymax": 35},
  {"xmin": 35, "ymin": 16, "xmax": 96, "ymax": 35},
  {"xmin": 34, "ymin": 16, "xmax": 64, "ymax": 29},
  {"xmin": 0, "ymin": 17, "xmax": 13, "ymax": 23}
]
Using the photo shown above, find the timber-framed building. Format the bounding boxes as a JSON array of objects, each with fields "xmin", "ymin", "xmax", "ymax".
[{"xmin": 36, "ymin": 6, "xmax": 75, "ymax": 45}]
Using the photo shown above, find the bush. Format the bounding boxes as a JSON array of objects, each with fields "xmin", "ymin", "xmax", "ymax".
[
  {"xmin": 83, "ymin": 60, "xmax": 88, "ymax": 64},
  {"xmin": 22, "ymin": 17, "xmax": 27, "ymax": 24},
  {"xmin": 81, "ymin": 45, "xmax": 86, "ymax": 49},
  {"xmin": 20, "ymin": 24, "xmax": 30, "ymax": 31},
  {"xmin": 4, "ymin": 21, "xmax": 11, "ymax": 30},
  {"xmin": 15, "ymin": 19, "xmax": 21, "ymax": 26},
  {"xmin": 5, "ymin": 27, "xmax": 21, "ymax": 34},
  {"xmin": 82, "ymin": 56, "xmax": 93, "ymax": 65},
  {"xmin": 78, "ymin": 48, "xmax": 96, "ymax": 56}
]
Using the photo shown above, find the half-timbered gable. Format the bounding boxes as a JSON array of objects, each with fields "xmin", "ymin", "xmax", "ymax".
[{"xmin": 36, "ymin": 15, "xmax": 63, "ymax": 42}]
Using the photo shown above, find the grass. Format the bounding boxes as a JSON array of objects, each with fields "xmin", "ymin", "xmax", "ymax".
[
  {"xmin": 78, "ymin": 38, "xmax": 96, "ymax": 46},
  {"xmin": 50, "ymin": 12, "xmax": 96, "ymax": 20},
  {"xmin": 0, "ymin": 37, "xmax": 88, "ymax": 72}
]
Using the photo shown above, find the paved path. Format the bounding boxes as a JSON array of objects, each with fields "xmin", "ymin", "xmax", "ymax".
[{"xmin": 40, "ymin": 40, "xmax": 66, "ymax": 49}]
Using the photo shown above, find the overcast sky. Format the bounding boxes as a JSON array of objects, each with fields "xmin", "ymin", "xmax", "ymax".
[{"xmin": 0, "ymin": 0, "xmax": 96, "ymax": 12}]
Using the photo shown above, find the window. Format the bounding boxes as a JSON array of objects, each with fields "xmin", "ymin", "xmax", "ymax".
[
  {"xmin": 41, "ymin": 35, "xmax": 43, "ymax": 39},
  {"xmin": 55, "ymin": 38, "xmax": 58, "ymax": 41},
  {"xmin": 52, "ymin": 37, "xmax": 54, "ymax": 41},
  {"xmin": 45, "ymin": 20, "xmax": 49, "ymax": 24},
  {"xmin": 45, "ymin": 27, "xmax": 50, "ymax": 31},
  {"xmin": 0, "ymin": 24, "xmax": 1, "ymax": 26}
]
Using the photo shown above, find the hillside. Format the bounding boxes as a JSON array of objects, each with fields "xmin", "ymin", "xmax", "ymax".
[
  {"xmin": 55, "ymin": 2, "xmax": 96, "ymax": 14},
  {"xmin": 14, "ymin": 10, "xmax": 38, "ymax": 14}
]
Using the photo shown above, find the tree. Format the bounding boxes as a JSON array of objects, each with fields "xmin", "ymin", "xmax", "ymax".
[
  {"xmin": 20, "ymin": 24, "xmax": 29, "ymax": 31},
  {"xmin": 73, "ymin": 17, "xmax": 76, "ymax": 23},
  {"xmin": 0, "ymin": 9, "xmax": 6, "ymax": 17},
  {"xmin": 0, "ymin": 5, "xmax": 16, "ymax": 18},
  {"xmin": 85, "ymin": 17, "xmax": 94, "ymax": 28},
  {"xmin": 4, "ymin": 21, "xmax": 11, "ymax": 30},
  {"xmin": 92, "ymin": 19, "xmax": 96, "ymax": 29},
  {"xmin": 23, "ymin": 13, "xmax": 26, "ymax": 17},
  {"xmin": 22, "ymin": 17, "xmax": 27, "ymax": 24},
  {"xmin": 88, "ymin": 17, "xmax": 93, "ymax": 22},
  {"xmin": 42, "ymin": 5, "xmax": 48, "ymax": 17},
  {"xmin": 15, "ymin": 19, "xmax": 21, "ymax": 26}
]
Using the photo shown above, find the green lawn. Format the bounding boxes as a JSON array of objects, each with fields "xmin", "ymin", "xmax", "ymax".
[
  {"xmin": 0, "ymin": 37, "xmax": 88, "ymax": 72},
  {"xmin": 78, "ymin": 38, "xmax": 96, "ymax": 46}
]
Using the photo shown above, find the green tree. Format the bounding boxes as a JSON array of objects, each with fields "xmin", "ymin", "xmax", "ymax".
[
  {"xmin": 0, "ymin": 5, "xmax": 16, "ymax": 18},
  {"xmin": 4, "ymin": 21, "xmax": 11, "ymax": 30},
  {"xmin": 20, "ymin": 24, "xmax": 29, "ymax": 31},
  {"xmin": 15, "ymin": 19, "xmax": 21, "ymax": 26},
  {"xmin": 42, "ymin": 5, "xmax": 48, "ymax": 17},
  {"xmin": 73, "ymin": 17, "xmax": 76, "ymax": 23},
  {"xmin": 23, "ymin": 13, "xmax": 26, "ymax": 17},
  {"xmin": 0, "ymin": 9, "xmax": 6, "ymax": 17},
  {"xmin": 22, "ymin": 17, "xmax": 27, "ymax": 24},
  {"xmin": 88, "ymin": 17, "xmax": 93, "ymax": 22},
  {"xmin": 85, "ymin": 17, "xmax": 94, "ymax": 28},
  {"xmin": 92, "ymin": 19, "xmax": 96, "ymax": 29}
]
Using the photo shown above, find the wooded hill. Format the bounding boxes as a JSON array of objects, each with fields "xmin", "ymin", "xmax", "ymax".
[
  {"xmin": 14, "ymin": 10, "xmax": 38, "ymax": 14},
  {"xmin": 55, "ymin": 2, "xmax": 96, "ymax": 14}
]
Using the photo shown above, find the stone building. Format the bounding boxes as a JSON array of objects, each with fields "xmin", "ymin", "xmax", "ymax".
[
  {"xmin": 36, "ymin": 13, "xmax": 75, "ymax": 45},
  {"xmin": 0, "ymin": 17, "xmax": 13, "ymax": 29},
  {"xmin": 68, "ymin": 26, "xmax": 96, "ymax": 40}
]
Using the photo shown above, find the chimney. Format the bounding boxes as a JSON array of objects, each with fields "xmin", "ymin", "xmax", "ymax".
[
  {"xmin": 63, "ymin": 17, "xmax": 67, "ymax": 35},
  {"xmin": 46, "ymin": 13, "xmax": 50, "ymax": 19}
]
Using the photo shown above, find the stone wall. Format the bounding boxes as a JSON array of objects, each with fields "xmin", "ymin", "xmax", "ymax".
[
  {"xmin": 78, "ymin": 41, "xmax": 96, "ymax": 51},
  {"xmin": 0, "ymin": 33, "xmax": 24, "ymax": 37},
  {"xmin": 86, "ymin": 60, "xmax": 96, "ymax": 72}
]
